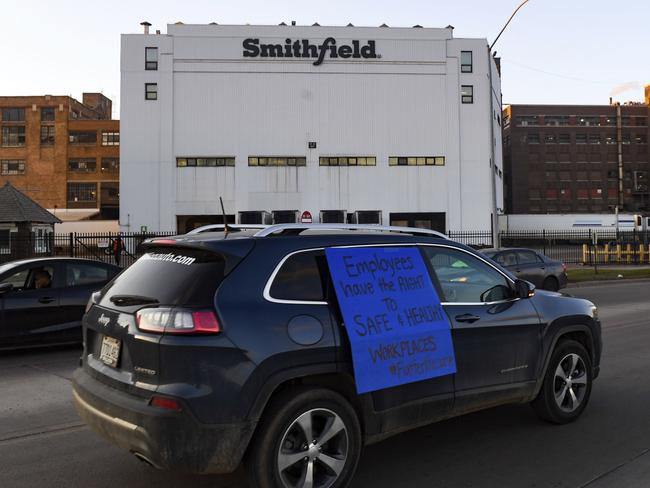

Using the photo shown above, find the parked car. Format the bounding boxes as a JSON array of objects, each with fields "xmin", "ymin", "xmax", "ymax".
[
  {"xmin": 73, "ymin": 224, "xmax": 601, "ymax": 488},
  {"xmin": 0, "ymin": 257, "xmax": 120, "ymax": 349},
  {"xmin": 482, "ymin": 248, "xmax": 568, "ymax": 291}
]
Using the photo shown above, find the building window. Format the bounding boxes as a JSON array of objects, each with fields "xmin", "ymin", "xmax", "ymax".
[
  {"xmin": 1, "ymin": 160, "xmax": 25, "ymax": 175},
  {"xmin": 145, "ymin": 83, "xmax": 158, "ymax": 100},
  {"xmin": 461, "ymin": 85, "xmax": 473, "ymax": 104},
  {"xmin": 516, "ymin": 115, "xmax": 539, "ymax": 126},
  {"xmin": 558, "ymin": 133, "xmax": 570, "ymax": 144},
  {"xmin": 145, "ymin": 47, "xmax": 158, "ymax": 70},
  {"xmin": 544, "ymin": 134, "xmax": 557, "ymax": 144},
  {"xmin": 577, "ymin": 189, "xmax": 588, "ymax": 200},
  {"xmin": 588, "ymin": 134, "xmax": 600, "ymax": 144},
  {"xmin": 67, "ymin": 183, "xmax": 97, "ymax": 203},
  {"xmin": 248, "ymin": 156, "xmax": 306, "ymax": 167},
  {"xmin": 1, "ymin": 108, "xmax": 25, "ymax": 122},
  {"xmin": 636, "ymin": 117, "xmax": 647, "ymax": 127},
  {"xmin": 575, "ymin": 133, "xmax": 587, "ymax": 144},
  {"xmin": 544, "ymin": 116, "xmax": 569, "ymax": 126},
  {"xmin": 388, "ymin": 157, "xmax": 444, "ymax": 166},
  {"xmin": 101, "ymin": 131, "xmax": 120, "ymax": 146},
  {"xmin": 635, "ymin": 134, "xmax": 647, "ymax": 144},
  {"xmin": 320, "ymin": 156, "xmax": 377, "ymax": 166},
  {"xmin": 605, "ymin": 135, "xmax": 616, "ymax": 145},
  {"xmin": 69, "ymin": 131, "xmax": 97, "ymax": 144},
  {"xmin": 41, "ymin": 107, "xmax": 55, "ymax": 122},
  {"xmin": 526, "ymin": 133, "xmax": 540, "ymax": 144},
  {"xmin": 545, "ymin": 189, "xmax": 558, "ymax": 200},
  {"xmin": 1, "ymin": 126, "xmax": 25, "ymax": 146},
  {"xmin": 622, "ymin": 133, "xmax": 631, "ymax": 145},
  {"xmin": 578, "ymin": 116, "xmax": 600, "ymax": 126},
  {"xmin": 460, "ymin": 51, "xmax": 472, "ymax": 73},
  {"xmin": 101, "ymin": 158, "xmax": 119, "ymax": 172},
  {"xmin": 40, "ymin": 125, "xmax": 55, "ymax": 145},
  {"xmin": 68, "ymin": 159, "xmax": 97, "ymax": 172},
  {"xmin": 176, "ymin": 157, "xmax": 236, "ymax": 167}
]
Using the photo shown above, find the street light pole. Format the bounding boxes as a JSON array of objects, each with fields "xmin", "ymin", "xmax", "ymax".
[
  {"xmin": 488, "ymin": 0, "xmax": 531, "ymax": 247},
  {"xmin": 490, "ymin": 0, "xmax": 531, "ymax": 52}
]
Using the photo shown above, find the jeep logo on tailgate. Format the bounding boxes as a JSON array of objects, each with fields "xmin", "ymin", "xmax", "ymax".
[{"xmin": 98, "ymin": 314, "xmax": 111, "ymax": 327}]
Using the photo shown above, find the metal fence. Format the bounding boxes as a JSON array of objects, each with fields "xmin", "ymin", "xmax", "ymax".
[{"xmin": 2, "ymin": 229, "xmax": 649, "ymax": 267}]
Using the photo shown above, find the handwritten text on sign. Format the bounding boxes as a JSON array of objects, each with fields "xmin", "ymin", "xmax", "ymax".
[{"xmin": 326, "ymin": 247, "xmax": 457, "ymax": 394}]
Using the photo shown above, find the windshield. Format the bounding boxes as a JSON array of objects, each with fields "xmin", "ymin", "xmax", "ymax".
[{"xmin": 99, "ymin": 247, "xmax": 226, "ymax": 308}]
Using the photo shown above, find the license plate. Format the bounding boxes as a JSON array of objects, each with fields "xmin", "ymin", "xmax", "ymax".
[{"xmin": 99, "ymin": 336, "xmax": 121, "ymax": 367}]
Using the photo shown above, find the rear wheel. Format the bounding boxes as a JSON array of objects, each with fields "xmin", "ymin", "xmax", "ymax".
[
  {"xmin": 531, "ymin": 340, "xmax": 592, "ymax": 424},
  {"xmin": 542, "ymin": 276, "xmax": 559, "ymax": 291},
  {"xmin": 245, "ymin": 387, "xmax": 362, "ymax": 488}
]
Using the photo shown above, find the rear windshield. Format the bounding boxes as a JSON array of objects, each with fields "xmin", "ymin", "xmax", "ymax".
[{"xmin": 99, "ymin": 248, "xmax": 226, "ymax": 308}]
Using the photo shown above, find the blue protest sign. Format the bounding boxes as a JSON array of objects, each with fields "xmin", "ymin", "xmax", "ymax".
[{"xmin": 326, "ymin": 247, "xmax": 456, "ymax": 394}]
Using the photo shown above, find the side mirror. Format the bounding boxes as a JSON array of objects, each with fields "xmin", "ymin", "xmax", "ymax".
[
  {"xmin": 0, "ymin": 282, "xmax": 14, "ymax": 296},
  {"xmin": 515, "ymin": 279, "xmax": 534, "ymax": 299}
]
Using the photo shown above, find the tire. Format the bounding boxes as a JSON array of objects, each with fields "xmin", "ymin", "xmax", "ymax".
[
  {"xmin": 531, "ymin": 339, "xmax": 593, "ymax": 424},
  {"xmin": 245, "ymin": 387, "xmax": 362, "ymax": 488},
  {"xmin": 542, "ymin": 276, "xmax": 559, "ymax": 292}
]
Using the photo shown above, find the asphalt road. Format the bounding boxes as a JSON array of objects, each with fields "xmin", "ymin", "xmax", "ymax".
[{"xmin": 1, "ymin": 280, "xmax": 649, "ymax": 488}]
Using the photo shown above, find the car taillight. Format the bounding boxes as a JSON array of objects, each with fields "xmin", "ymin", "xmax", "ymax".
[{"xmin": 136, "ymin": 308, "xmax": 221, "ymax": 335}]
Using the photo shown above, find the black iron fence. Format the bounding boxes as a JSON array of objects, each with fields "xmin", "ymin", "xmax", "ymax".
[{"xmin": 2, "ymin": 229, "xmax": 649, "ymax": 267}]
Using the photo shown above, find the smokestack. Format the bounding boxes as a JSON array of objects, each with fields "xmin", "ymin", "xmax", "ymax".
[
  {"xmin": 140, "ymin": 21, "xmax": 152, "ymax": 35},
  {"xmin": 609, "ymin": 97, "xmax": 613, "ymax": 105}
]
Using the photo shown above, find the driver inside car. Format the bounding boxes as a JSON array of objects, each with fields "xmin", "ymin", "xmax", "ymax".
[{"xmin": 34, "ymin": 269, "xmax": 52, "ymax": 289}]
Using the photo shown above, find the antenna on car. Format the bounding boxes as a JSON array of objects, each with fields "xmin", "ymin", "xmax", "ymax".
[{"xmin": 219, "ymin": 197, "xmax": 230, "ymax": 235}]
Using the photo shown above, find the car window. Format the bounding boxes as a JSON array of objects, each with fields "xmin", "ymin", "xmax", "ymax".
[
  {"xmin": 269, "ymin": 251, "xmax": 329, "ymax": 302},
  {"xmin": 421, "ymin": 247, "xmax": 511, "ymax": 303},
  {"xmin": 99, "ymin": 247, "xmax": 226, "ymax": 307},
  {"xmin": 516, "ymin": 251, "xmax": 541, "ymax": 265},
  {"xmin": 493, "ymin": 251, "xmax": 518, "ymax": 267},
  {"xmin": 0, "ymin": 265, "xmax": 55, "ymax": 291},
  {"xmin": 66, "ymin": 263, "xmax": 109, "ymax": 287}
]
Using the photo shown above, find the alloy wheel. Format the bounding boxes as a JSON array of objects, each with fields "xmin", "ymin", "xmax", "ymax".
[
  {"xmin": 277, "ymin": 408, "xmax": 349, "ymax": 488},
  {"xmin": 553, "ymin": 353, "xmax": 588, "ymax": 413}
]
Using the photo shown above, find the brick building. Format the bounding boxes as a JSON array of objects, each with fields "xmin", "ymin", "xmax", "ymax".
[
  {"xmin": 0, "ymin": 93, "xmax": 119, "ymax": 220},
  {"xmin": 503, "ymin": 100, "xmax": 649, "ymax": 215}
]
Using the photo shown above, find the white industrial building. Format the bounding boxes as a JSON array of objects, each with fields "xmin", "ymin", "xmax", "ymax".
[{"xmin": 120, "ymin": 23, "xmax": 503, "ymax": 233}]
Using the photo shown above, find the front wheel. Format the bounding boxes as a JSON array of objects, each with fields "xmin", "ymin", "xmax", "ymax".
[
  {"xmin": 542, "ymin": 276, "xmax": 559, "ymax": 292},
  {"xmin": 531, "ymin": 339, "xmax": 593, "ymax": 424},
  {"xmin": 246, "ymin": 387, "xmax": 362, "ymax": 488}
]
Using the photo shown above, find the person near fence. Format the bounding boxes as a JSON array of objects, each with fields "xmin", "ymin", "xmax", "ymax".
[{"xmin": 113, "ymin": 236, "xmax": 125, "ymax": 266}]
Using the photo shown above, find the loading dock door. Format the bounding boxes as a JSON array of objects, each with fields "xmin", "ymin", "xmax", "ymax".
[{"xmin": 389, "ymin": 212, "xmax": 446, "ymax": 233}]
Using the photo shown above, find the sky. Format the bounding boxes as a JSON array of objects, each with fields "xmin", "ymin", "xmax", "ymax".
[{"xmin": 1, "ymin": 0, "xmax": 648, "ymax": 118}]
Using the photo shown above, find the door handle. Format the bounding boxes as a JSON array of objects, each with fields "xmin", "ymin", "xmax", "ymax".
[
  {"xmin": 38, "ymin": 297, "xmax": 55, "ymax": 304},
  {"xmin": 455, "ymin": 313, "xmax": 480, "ymax": 324}
]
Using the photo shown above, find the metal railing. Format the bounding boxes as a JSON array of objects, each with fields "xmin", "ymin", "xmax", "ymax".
[{"xmin": 1, "ymin": 229, "xmax": 648, "ymax": 267}]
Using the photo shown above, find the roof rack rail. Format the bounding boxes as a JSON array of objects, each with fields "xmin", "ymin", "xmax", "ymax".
[
  {"xmin": 186, "ymin": 224, "xmax": 267, "ymax": 235},
  {"xmin": 254, "ymin": 223, "xmax": 448, "ymax": 239}
]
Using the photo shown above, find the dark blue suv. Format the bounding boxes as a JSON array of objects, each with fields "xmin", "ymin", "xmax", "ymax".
[{"xmin": 72, "ymin": 224, "xmax": 602, "ymax": 488}]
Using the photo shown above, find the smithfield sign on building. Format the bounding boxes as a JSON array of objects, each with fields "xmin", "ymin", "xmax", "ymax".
[
  {"xmin": 120, "ymin": 23, "xmax": 503, "ymax": 234},
  {"xmin": 242, "ymin": 38, "xmax": 380, "ymax": 65}
]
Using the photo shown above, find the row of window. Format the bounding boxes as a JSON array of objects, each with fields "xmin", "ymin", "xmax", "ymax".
[
  {"xmin": 0, "ymin": 127, "xmax": 119, "ymax": 147},
  {"xmin": 1, "ymin": 107, "xmax": 56, "ymax": 122},
  {"xmin": 516, "ymin": 115, "xmax": 648, "ymax": 127},
  {"xmin": 67, "ymin": 183, "xmax": 98, "ymax": 202},
  {"xmin": 1, "ymin": 158, "xmax": 119, "ymax": 175},
  {"xmin": 526, "ymin": 133, "xmax": 647, "ymax": 144},
  {"xmin": 175, "ymin": 156, "xmax": 446, "ymax": 167},
  {"xmin": 530, "ymin": 188, "xmax": 624, "ymax": 200},
  {"xmin": 69, "ymin": 158, "xmax": 119, "ymax": 173}
]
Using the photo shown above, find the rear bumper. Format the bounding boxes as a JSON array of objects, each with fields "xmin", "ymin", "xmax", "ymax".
[{"xmin": 72, "ymin": 368, "xmax": 256, "ymax": 474}]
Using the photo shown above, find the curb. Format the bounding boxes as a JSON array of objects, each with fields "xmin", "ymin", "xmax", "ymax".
[{"xmin": 566, "ymin": 277, "xmax": 650, "ymax": 288}]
